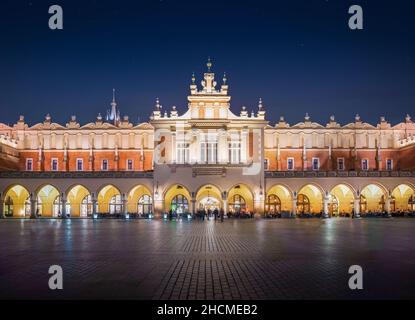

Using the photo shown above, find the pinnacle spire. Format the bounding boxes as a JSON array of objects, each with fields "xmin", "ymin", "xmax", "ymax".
[{"xmin": 207, "ymin": 57, "xmax": 212, "ymax": 72}]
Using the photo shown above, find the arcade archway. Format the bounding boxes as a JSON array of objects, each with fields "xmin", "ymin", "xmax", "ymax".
[
  {"xmin": 127, "ymin": 185, "xmax": 153, "ymax": 214},
  {"xmin": 227, "ymin": 184, "xmax": 254, "ymax": 215},
  {"xmin": 297, "ymin": 184, "xmax": 323, "ymax": 214},
  {"xmin": 3, "ymin": 185, "xmax": 30, "ymax": 217},
  {"xmin": 36, "ymin": 185, "xmax": 61, "ymax": 217},
  {"xmin": 329, "ymin": 184, "xmax": 355, "ymax": 217},
  {"xmin": 164, "ymin": 184, "xmax": 191, "ymax": 214},
  {"xmin": 391, "ymin": 184, "xmax": 415, "ymax": 212},
  {"xmin": 196, "ymin": 185, "xmax": 222, "ymax": 211},
  {"xmin": 360, "ymin": 184, "xmax": 387, "ymax": 214},
  {"xmin": 67, "ymin": 185, "xmax": 91, "ymax": 217},
  {"xmin": 266, "ymin": 184, "xmax": 292, "ymax": 214},
  {"xmin": 97, "ymin": 185, "xmax": 122, "ymax": 214}
]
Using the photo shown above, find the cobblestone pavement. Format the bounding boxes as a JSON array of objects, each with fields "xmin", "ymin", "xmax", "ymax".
[{"xmin": 0, "ymin": 218, "xmax": 414, "ymax": 300}]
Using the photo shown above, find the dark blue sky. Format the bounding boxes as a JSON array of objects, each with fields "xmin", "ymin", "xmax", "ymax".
[{"xmin": 0, "ymin": 0, "xmax": 414, "ymax": 126}]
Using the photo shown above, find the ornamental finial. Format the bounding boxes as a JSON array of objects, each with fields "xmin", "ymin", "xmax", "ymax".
[
  {"xmin": 258, "ymin": 98, "xmax": 263, "ymax": 110},
  {"xmin": 191, "ymin": 72, "xmax": 195, "ymax": 84},
  {"xmin": 111, "ymin": 88, "xmax": 117, "ymax": 108},
  {"xmin": 207, "ymin": 57, "xmax": 212, "ymax": 72},
  {"xmin": 223, "ymin": 72, "xmax": 227, "ymax": 84}
]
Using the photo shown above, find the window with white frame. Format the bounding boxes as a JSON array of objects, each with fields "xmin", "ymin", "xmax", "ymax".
[
  {"xmin": 26, "ymin": 158, "xmax": 33, "ymax": 171},
  {"xmin": 361, "ymin": 159, "xmax": 369, "ymax": 171},
  {"xmin": 127, "ymin": 159, "xmax": 133, "ymax": 171},
  {"xmin": 264, "ymin": 159, "xmax": 269, "ymax": 171},
  {"xmin": 200, "ymin": 141, "xmax": 218, "ymax": 164},
  {"xmin": 229, "ymin": 142, "xmax": 241, "ymax": 164},
  {"xmin": 207, "ymin": 141, "xmax": 217, "ymax": 164},
  {"xmin": 102, "ymin": 159, "xmax": 109, "ymax": 171},
  {"xmin": 287, "ymin": 157, "xmax": 294, "ymax": 171},
  {"xmin": 337, "ymin": 158, "xmax": 345, "ymax": 171},
  {"xmin": 386, "ymin": 158, "xmax": 393, "ymax": 171},
  {"xmin": 176, "ymin": 143, "xmax": 189, "ymax": 164},
  {"xmin": 312, "ymin": 157, "xmax": 320, "ymax": 171},
  {"xmin": 76, "ymin": 158, "xmax": 83, "ymax": 171},
  {"xmin": 51, "ymin": 158, "xmax": 58, "ymax": 171}
]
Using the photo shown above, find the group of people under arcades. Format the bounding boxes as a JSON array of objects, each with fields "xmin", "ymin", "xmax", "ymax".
[{"xmin": 163, "ymin": 206, "xmax": 255, "ymax": 222}]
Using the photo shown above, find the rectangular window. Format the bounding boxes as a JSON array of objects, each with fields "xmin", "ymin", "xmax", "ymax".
[
  {"xmin": 361, "ymin": 159, "xmax": 369, "ymax": 171},
  {"xmin": 312, "ymin": 157, "xmax": 320, "ymax": 171},
  {"xmin": 200, "ymin": 142, "xmax": 207, "ymax": 163},
  {"xmin": 287, "ymin": 157, "xmax": 294, "ymax": 171},
  {"xmin": 207, "ymin": 142, "xmax": 217, "ymax": 164},
  {"xmin": 51, "ymin": 158, "xmax": 58, "ymax": 171},
  {"xmin": 127, "ymin": 159, "xmax": 133, "ymax": 171},
  {"xmin": 26, "ymin": 158, "xmax": 33, "ymax": 171},
  {"xmin": 264, "ymin": 159, "xmax": 269, "ymax": 171},
  {"xmin": 337, "ymin": 158, "xmax": 345, "ymax": 171},
  {"xmin": 386, "ymin": 159, "xmax": 393, "ymax": 171},
  {"xmin": 176, "ymin": 143, "xmax": 189, "ymax": 164},
  {"xmin": 102, "ymin": 159, "xmax": 109, "ymax": 171},
  {"xmin": 76, "ymin": 158, "xmax": 83, "ymax": 171},
  {"xmin": 229, "ymin": 142, "xmax": 241, "ymax": 164}
]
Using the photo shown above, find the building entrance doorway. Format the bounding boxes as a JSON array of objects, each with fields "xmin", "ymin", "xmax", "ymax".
[{"xmin": 198, "ymin": 195, "xmax": 221, "ymax": 211}]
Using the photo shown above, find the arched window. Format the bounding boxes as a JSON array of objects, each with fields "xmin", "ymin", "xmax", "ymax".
[
  {"xmin": 266, "ymin": 194, "xmax": 281, "ymax": 213},
  {"xmin": 138, "ymin": 195, "xmax": 153, "ymax": 215},
  {"xmin": 4, "ymin": 196, "xmax": 13, "ymax": 217},
  {"xmin": 109, "ymin": 195, "xmax": 122, "ymax": 214},
  {"xmin": 171, "ymin": 194, "xmax": 188, "ymax": 214},
  {"xmin": 229, "ymin": 194, "xmax": 246, "ymax": 213},
  {"xmin": 408, "ymin": 195, "xmax": 415, "ymax": 212},
  {"xmin": 297, "ymin": 194, "xmax": 310, "ymax": 214},
  {"xmin": 81, "ymin": 195, "xmax": 93, "ymax": 217}
]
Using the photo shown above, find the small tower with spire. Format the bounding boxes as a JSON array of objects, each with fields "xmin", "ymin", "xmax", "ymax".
[
  {"xmin": 106, "ymin": 88, "xmax": 121, "ymax": 126},
  {"xmin": 257, "ymin": 98, "xmax": 266, "ymax": 119}
]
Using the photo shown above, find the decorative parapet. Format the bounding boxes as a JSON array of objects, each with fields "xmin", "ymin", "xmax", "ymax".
[
  {"xmin": 265, "ymin": 170, "xmax": 415, "ymax": 178},
  {"xmin": 0, "ymin": 171, "xmax": 154, "ymax": 179},
  {"xmin": 0, "ymin": 134, "xmax": 18, "ymax": 148},
  {"xmin": 398, "ymin": 135, "xmax": 415, "ymax": 148}
]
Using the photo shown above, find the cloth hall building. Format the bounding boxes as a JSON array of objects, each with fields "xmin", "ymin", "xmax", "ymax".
[{"xmin": 1, "ymin": 63, "xmax": 415, "ymax": 219}]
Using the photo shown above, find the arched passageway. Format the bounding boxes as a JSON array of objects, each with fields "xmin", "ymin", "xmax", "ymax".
[
  {"xmin": 297, "ymin": 184, "xmax": 323, "ymax": 214},
  {"xmin": 3, "ymin": 185, "xmax": 30, "ymax": 218}
]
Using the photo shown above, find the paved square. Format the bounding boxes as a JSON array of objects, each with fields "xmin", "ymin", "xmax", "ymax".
[{"xmin": 0, "ymin": 218, "xmax": 414, "ymax": 299}]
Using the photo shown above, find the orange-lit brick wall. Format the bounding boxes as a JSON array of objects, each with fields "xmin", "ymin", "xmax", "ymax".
[{"xmin": 19, "ymin": 150, "xmax": 153, "ymax": 171}]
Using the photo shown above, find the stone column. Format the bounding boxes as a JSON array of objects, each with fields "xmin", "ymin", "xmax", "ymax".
[
  {"xmin": 61, "ymin": 193, "xmax": 67, "ymax": 219},
  {"xmin": 153, "ymin": 186, "xmax": 164, "ymax": 218},
  {"xmin": 191, "ymin": 192, "xmax": 196, "ymax": 216},
  {"xmin": 122, "ymin": 193, "xmax": 128, "ymax": 218},
  {"xmin": 323, "ymin": 193, "xmax": 330, "ymax": 219},
  {"xmin": 222, "ymin": 191, "xmax": 228, "ymax": 217},
  {"xmin": 0, "ymin": 193, "xmax": 4, "ymax": 219},
  {"xmin": 30, "ymin": 192, "xmax": 37, "ymax": 219},
  {"xmin": 385, "ymin": 195, "xmax": 392, "ymax": 218},
  {"xmin": 353, "ymin": 197, "xmax": 361, "ymax": 218},
  {"xmin": 291, "ymin": 192, "xmax": 298, "ymax": 218},
  {"xmin": 92, "ymin": 193, "xmax": 97, "ymax": 217}
]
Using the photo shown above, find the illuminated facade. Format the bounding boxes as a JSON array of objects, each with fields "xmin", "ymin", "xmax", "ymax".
[{"xmin": 1, "ymin": 61, "xmax": 415, "ymax": 219}]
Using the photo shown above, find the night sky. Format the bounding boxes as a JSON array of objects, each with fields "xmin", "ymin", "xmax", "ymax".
[{"xmin": 0, "ymin": 0, "xmax": 414, "ymax": 126}]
